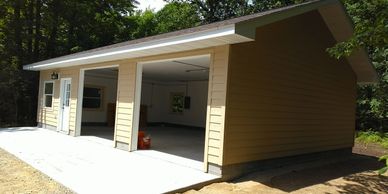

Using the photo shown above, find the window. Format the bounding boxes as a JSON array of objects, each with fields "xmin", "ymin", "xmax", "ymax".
[
  {"xmin": 44, "ymin": 81, "xmax": 54, "ymax": 108},
  {"xmin": 170, "ymin": 93, "xmax": 184, "ymax": 114},
  {"xmin": 83, "ymin": 86, "xmax": 103, "ymax": 109}
]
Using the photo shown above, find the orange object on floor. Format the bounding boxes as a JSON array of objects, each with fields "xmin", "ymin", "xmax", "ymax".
[{"xmin": 138, "ymin": 130, "xmax": 151, "ymax": 149}]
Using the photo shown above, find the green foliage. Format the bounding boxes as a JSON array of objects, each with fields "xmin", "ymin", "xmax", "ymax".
[
  {"xmin": 328, "ymin": 0, "xmax": 388, "ymax": 59},
  {"xmin": 0, "ymin": 0, "xmax": 139, "ymax": 127},
  {"xmin": 125, "ymin": 2, "xmax": 200, "ymax": 39},
  {"xmin": 176, "ymin": 0, "xmax": 251, "ymax": 23},
  {"xmin": 171, "ymin": 0, "xmax": 306, "ymax": 23},
  {"xmin": 130, "ymin": 10, "xmax": 158, "ymax": 39},
  {"xmin": 355, "ymin": 130, "xmax": 388, "ymax": 148},
  {"xmin": 250, "ymin": 0, "xmax": 306, "ymax": 12},
  {"xmin": 378, "ymin": 155, "xmax": 388, "ymax": 175},
  {"xmin": 332, "ymin": 0, "xmax": 388, "ymax": 131},
  {"xmin": 154, "ymin": 2, "xmax": 200, "ymax": 33}
]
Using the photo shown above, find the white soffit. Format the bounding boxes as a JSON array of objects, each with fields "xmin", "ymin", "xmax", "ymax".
[{"xmin": 23, "ymin": 25, "xmax": 252, "ymax": 71}]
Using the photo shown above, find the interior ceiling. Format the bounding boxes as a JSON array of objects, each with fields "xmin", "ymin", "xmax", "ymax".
[
  {"xmin": 142, "ymin": 55, "xmax": 210, "ymax": 82},
  {"xmin": 85, "ymin": 67, "xmax": 118, "ymax": 78},
  {"xmin": 83, "ymin": 55, "xmax": 210, "ymax": 82}
]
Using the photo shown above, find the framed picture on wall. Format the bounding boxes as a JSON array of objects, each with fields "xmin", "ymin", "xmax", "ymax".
[{"xmin": 170, "ymin": 92, "xmax": 184, "ymax": 114}]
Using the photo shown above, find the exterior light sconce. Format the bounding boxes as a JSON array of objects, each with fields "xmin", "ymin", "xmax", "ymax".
[{"xmin": 51, "ymin": 72, "xmax": 59, "ymax": 80}]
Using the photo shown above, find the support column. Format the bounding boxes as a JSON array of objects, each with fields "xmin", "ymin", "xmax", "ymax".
[
  {"xmin": 114, "ymin": 62, "xmax": 138, "ymax": 151},
  {"xmin": 204, "ymin": 45, "xmax": 230, "ymax": 174}
]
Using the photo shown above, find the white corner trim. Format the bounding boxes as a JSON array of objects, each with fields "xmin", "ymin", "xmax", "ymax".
[
  {"xmin": 75, "ymin": 70, "xmax": 84, "ymax": 137},
  {"xmin": 130, "ymin": 63, "xmax": 143, "ymax": 151}
]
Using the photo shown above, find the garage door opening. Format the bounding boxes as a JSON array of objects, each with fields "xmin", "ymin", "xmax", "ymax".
[
  {"xmin": 137, "ymin": 55, "xmax": 210, "ymax": 163},
  {"xmin": 80, "ymin": 67, "xmax": 118, "ymax": 141}
]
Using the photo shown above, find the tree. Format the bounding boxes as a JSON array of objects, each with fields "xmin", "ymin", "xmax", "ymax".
[
  {"xmin": 171, "ymin": 0, "xmax": 306, "ymax": 24},
  {"xmin": 154, "ymin": 2, "xmax": 200, "ymax": 34},
  {"xmin": 328, "ymin": 0, "xmax": 388, "ymax": 58},
  {"xmin": 170, "ymin": 0, "xmax": 250, "ymax": 23},
  {"xmin": 328, "ymin": 0, "xmax": 388, "ymax": 131},
  {"xmin": 0, "ymin": 0, "xmax": 139, "ymax": 127},
  {"xmin": 250, "ymin": 0, "xmax": 306, "ymax": 12},
  {"xmin": 130, "ymin": 9, "xmax": 158, "ymax": 39}
]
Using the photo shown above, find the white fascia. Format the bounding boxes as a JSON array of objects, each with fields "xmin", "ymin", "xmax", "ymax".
[{"xmin": 23, "ymin": 25, "xmax": 237, "ymax": 71}]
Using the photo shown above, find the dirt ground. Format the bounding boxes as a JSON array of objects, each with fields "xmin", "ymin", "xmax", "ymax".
[
  {"xmin": 0, "ymin": 148, "xmax": 74, "ymax": 194},
  {"xmin": 353, "ymin": 142, "xmax": 388, "ymax": 157},
  {"xmin": 184, "ymin": 144, "xmax": 388, "ymax": 194}
]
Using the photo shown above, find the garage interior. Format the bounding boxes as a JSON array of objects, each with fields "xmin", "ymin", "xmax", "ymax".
[
  {"xmin": 80, "ymin": 67, "xmax": 118, "ymax": 140},
  {"xmin": 138, "ymin": 55, "xmax": 210, "ymax": 162}
]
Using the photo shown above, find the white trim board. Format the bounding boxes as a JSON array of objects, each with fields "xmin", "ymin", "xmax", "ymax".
[
  {"xmin": 24, "ymin": 26, "xmax": 247, "ymax": 71},
  {"xmin": 75, "ymin": 65, "xmax": 119, "ymax": 137},
  {"xmin": 130, "ymin": 63, "xmax": 143, "ymax": 151}
]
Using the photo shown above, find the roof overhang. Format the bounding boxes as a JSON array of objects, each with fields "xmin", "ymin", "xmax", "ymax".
[
  {"xmin": 23, "ymin": 0, "xmax": 377, "ymax": 83},
  {"xmin": 318, "ymin": 2, "xmax": 378, "ymax": 83},
  {"xmin": 23, "ymin": 25, "xmax": 252, "ymax": 71}
]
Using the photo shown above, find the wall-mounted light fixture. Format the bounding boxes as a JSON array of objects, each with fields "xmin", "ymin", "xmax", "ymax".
[{"xmin": 51, "ymin": 72, "xmax": 59, "ymax": 80}]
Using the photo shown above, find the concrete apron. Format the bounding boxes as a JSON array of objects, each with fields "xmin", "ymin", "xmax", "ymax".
[{"xmin": 0, "ymin": 127, "xmax": 219, "ymax": 194}]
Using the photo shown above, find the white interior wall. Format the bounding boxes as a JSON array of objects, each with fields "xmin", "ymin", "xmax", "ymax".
[
  {"xmin": 141, "ymin": 81, "xmax": 208, "ymax": 128},
  {"xmin": 82, "ymin": 75, "xmax": 118, "ymax": 123}
]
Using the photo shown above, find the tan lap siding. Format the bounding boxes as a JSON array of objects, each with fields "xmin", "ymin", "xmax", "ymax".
[
  {"xmin": 37, "ymin": 71, "xmax": 59, "ymax": 127},
  {"xmin": 223, "ymin": 11, "xmax": 357, "ymax": 165},
  {"xmin": 114, "ymin": 62, "xmax": 137, "ymax": 149},
  {"xmin": 37, "ymin": 69, "xmax": 79, "ymax": 135},
  {"xmin": 205, "ymin": 45, "xmax": 230, "ymax": 165}
]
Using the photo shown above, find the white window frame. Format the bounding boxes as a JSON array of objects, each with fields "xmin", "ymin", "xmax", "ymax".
[{"xmin": 43, "ymin": 81, "xmax": 55, "ymax": 109}]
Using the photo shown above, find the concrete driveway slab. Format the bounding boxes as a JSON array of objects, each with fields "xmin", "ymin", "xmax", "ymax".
[{"xmin": 0, "ymin": 127, "xmax": 219, "ymax": 194}]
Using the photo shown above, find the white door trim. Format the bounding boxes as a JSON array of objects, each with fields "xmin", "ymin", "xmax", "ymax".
[
  {"xmin": 75, "ymin": 64, "xmax": 119, "ymax": 137},
  {"xmin": 134, "ymin": 54, "xmax": 212, "ymax": 171}
]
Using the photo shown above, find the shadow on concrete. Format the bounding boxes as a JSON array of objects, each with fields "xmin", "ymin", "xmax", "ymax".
[
  {"xmin": 81, "ymin": 126, "xmax": 114, "ymax": 141},
  {"xmin": 247, "ymin": 154, "xmax": 386, "ymax": 193},
  {"xmin": 0, "ymin": 127, "xmax": 39, "ymax": 133}
]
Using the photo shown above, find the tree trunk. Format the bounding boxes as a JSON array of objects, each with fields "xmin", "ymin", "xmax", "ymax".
[
  {"xmin": 27, "ymin": 0, "xmax": 34, "ymax": 61},
  {"xmin": 67, "ymin": 19, "xmax": 75, "ymax": 54},
  {"xmin": 14, "ymin": 0, "xmax": 23, "ymax": 66},
  {"xmin": 34, "ymin": 0, "xmax": 41, "ymax": 61},
  {"xmin": 13, "ymin": 0, "xmax": 23, "ymax": 123},
  {"xmin": 46, "ymin": 0, "xmax": 60, "ymax": 58}
]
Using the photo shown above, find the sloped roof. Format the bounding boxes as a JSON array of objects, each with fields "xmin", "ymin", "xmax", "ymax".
[{"xmin": 23, "ymin": 0, "xmax": 377, "ymax": 83}]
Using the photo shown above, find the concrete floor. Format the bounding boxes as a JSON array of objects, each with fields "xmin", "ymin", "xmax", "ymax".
[
  {"xmin": 81, "ymin": 126, "xmax": 114, "ymax": 140},
  {"xmin": 81, "ymin": 125, "xmax": 205, "ymax": 162},
  {"xmin": 0, "ymin": 127, "xmax": 218, "ymax": 194},
  {"xmin": 144, "ymin": 126, "xmax": 205, "ymax": 161}
]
